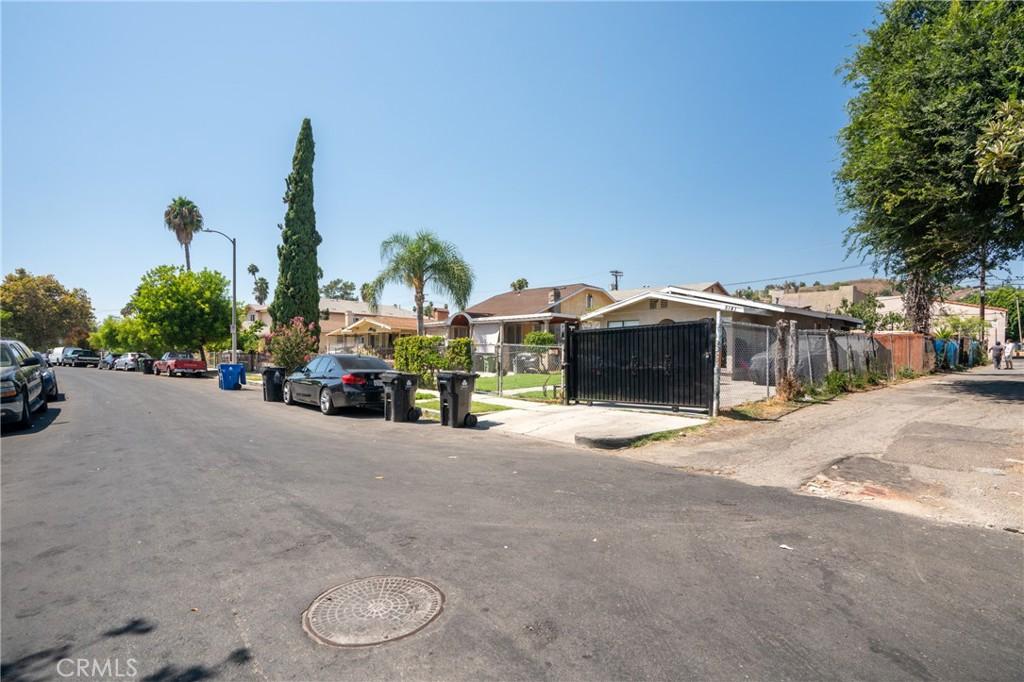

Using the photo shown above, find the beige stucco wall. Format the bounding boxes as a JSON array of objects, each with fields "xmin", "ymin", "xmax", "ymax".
[
  {"xmin": 597, "ymin": 299, "xmax": 716, "ymax": 327},
  {"xmin": 553, "ymin": 289, "xmax": 615, "ymax": 317},
  {"xmin": 877, "ymin": 296, "xmax": 1007, "ymax": 342},
  {"xmin": 768, "ymin": 285, "xmax": 864, "ymax": 312}
]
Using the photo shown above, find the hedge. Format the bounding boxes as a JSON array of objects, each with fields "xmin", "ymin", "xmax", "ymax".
[
  {"xmin": 394, "ymin": 335, "xmax": 445, "ymax": 387},
  {"xmin": 444, "ymin": 337, "xmax": 472, "ymax": 371}
]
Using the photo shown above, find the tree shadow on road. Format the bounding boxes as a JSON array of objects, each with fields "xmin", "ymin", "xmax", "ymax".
[
  {"xmin": 945, "ymin": 378, "xmax": 1024, "ymax": 404},
  {"xmin": 1, "ymin": 616, "xmax": 250, "ymax": 682}
]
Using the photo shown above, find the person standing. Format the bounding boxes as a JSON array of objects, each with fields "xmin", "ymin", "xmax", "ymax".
[
  {"xmin": 990, "ymin": 340, "xmax": 1004, "ymax": 369},
  {"xmin": 1003, "ymin": 339, "xmax": 1016, "ymax": 369}
]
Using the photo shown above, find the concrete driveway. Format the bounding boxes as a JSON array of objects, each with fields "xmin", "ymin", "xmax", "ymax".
[
  {"xmin": 2, "ymin": 368, "xmax": 1021, "ymax": 681},
  {"xmin": 638, "ymin": 367, "xmax": 1024, "ymax": 530}
]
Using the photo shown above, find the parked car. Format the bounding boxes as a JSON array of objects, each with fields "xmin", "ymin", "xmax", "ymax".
[
  {"xmin": 49, "ymin": 346, "xmax": 67, "ymax": 366},
  {"xmin": 99, "ymin": 352, "xmax": 122, "ymax": 370},
  {"xmin": 114, "ymin": 352, "xmax": 151, "ymax": 371},
  {"xmin": 33, "ymin": 352, "xmax": 59, "ymax": 400},
  {"xmin": 153, "ymin": 351, "xmax": 207, "ymax": 377},
  {"xmin": 58, "ymin": 347, "xmax": 81, "ymax": 366},
  {"xmin": 65, "ymin": 348, "xmax": 100, "ymax": 368},
  {"xmin": 1, "ymin": 340, "xmax": 47, "ymax": 429},
  {"xmin": 283, "ymin": 354, "xmax": 390, "ymax": 415}
]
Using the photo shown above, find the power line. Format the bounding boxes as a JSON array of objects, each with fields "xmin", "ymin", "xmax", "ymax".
[{"xmin": 725, "ymin": 264, "xmax": 869, "ymax": 287}]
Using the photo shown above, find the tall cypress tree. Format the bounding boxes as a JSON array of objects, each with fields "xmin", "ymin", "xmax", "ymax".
[{"xmin": 269, "ymin": 118, "xmax": 322, "ymax": 332}]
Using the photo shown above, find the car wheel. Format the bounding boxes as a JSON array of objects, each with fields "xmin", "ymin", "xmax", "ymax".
[
  {"xmin": 283, "ymin": 382, "xmax": 294, "ymax": 405},
  {"xmin": 48, "ymin": 381, "xmax": 58, "ymax": 400},
  {"xmin": 319, "ymin": 388, "xmax": 338, "ymax": 415}
]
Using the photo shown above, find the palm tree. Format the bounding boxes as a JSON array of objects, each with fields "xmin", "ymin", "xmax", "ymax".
[
  {"xmin": 163, "ymin": 196, "xmax": 204, "ymax": 271},
  {"xmin": 365, "ymin": 230, "xmax": 474, "ymax": 335}
]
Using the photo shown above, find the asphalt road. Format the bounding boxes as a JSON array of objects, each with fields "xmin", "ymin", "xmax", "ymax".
[{"xmin": 2, "ymin": 368, "xmax": 1021, "ymax": 681}]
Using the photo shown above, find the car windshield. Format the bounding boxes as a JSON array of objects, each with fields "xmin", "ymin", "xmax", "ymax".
[
  {"xmin": 0, "ymin": 344, "xmax": 15, "ymax": 367},
  {"xmin": 167, "ymin": 352, "xmax": 193, "ymax": 359},
  {"xmin": 336, "ymin": 355, "xmax": 390, "ymax": 370}
]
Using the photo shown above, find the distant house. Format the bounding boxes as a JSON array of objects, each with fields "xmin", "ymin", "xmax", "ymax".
[
  {"xmin": 581, "ymin": 285, "xmax": 862, "ymax": 331},
  {"xmin": 244, "ymin": 299, "xmax": 435, "ymax": 352},
  {"xmin": 767, "ymin": 284, "xmax": 869, "ymax": 312},
  {"xmin": 425, "ymin": 283, "xmax": 615, "ymax": 346},
  {"xmin": 876, "ymin": 296, "xmax": 1007, "ymax": 343}
]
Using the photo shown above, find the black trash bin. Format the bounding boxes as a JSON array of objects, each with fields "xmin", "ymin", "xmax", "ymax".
[
  {"xmin": 380, "ymin": 371, "xmax": 421, "ymax": 423},
  {"xmin": 141, "ymin": 358, "xmax": 155, "ymax": 375},
  {"xmin": 261, "ymin": 366, "xmax": 286, "ymax": 402},
  {"xmin": 436, "ymin": 370, "xmax": 479, "ymax": 428}
]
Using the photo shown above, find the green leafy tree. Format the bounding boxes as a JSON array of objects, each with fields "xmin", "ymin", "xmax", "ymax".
[
  {"xmin": 837, "ymin": 0, "xmax": 1024, "ymax": 332},
  {"xmin": 364, "ymin": 230, "xmax": 474, "ymax": 335},
  {"xmin": 163, "ymin": 196, "xmax": 204, "ymax": 272},
  {"xmin": 975, "ymin": 99, "xmax": 1024, "ymax": 217},
  {"xmin": 88, "ymin": 315, "xmax": 162, "ymax": 355},
  {"xmin": 130, "ymin": 266, "xmax": 232, "ymax": 364},
  {"xmin": 320, "ymin": 278, "xmax": 357, "ymax": 300},
  {"xmin": 836, "ymin": 294, "xmax": 883, "ymax": 332},
  {"xmin": 966, "ymin": 285, "xmax": 1023, "ymax": 341},
  {"xmin": 359, "ymin": 282, "xmax": 373, "ymax": 302},
  {"xmin": 0, "ymin": 269, "xmax": 95, "ymax": 348},
  {"xmin": 269, "ymin": 118, "xmax": 322, "ymax": 331},
  {"xmin": 510, "ymin": 278, "xmax": 529, "ymax": 292}
]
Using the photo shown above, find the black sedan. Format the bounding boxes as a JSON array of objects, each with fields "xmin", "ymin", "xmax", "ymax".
[
  {"xmin": 1, "ymin": 340, "xmax": 47, "ymax": 430},
  {"xmin": 283, "ymin": 354, "xmax": 390, "ymax": 415}
]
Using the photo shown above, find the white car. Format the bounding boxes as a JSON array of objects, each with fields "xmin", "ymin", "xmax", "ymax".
[{"xmin": 113, "ymin": 352, "xmax": 150, "ymax": 371}]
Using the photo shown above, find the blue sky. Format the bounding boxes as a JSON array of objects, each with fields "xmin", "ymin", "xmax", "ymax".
[{"xmin": 3, "ymin": 1, "xmax": 889, "ymax": 319}]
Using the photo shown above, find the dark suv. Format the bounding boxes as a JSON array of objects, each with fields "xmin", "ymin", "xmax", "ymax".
[
  {"xmin": 1, "ymin": 339, "xmax": 47, "ymax": 430},
  {"xmin": 66, "ymin": 348, "xmax": 100, "ymax": 368}
]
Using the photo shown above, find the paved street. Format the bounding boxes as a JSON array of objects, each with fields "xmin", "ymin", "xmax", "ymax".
[{"xmin": 2, "ymin": 368, "xmax": 1022, "ymax": 681}]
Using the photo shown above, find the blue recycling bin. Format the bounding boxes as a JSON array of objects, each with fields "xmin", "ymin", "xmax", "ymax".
[{"xmin": 218, "ymin": 363, "xmax": 246, "ymax": 390}]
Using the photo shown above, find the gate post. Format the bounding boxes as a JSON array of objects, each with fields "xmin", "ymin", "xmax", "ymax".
[
  {"xmin": 712, "ymin": 311, "xmax": 722, "ymax": 417},
  {"xmin": 560, "ymin": 323, "xmax": 570, "ymax": 406}
]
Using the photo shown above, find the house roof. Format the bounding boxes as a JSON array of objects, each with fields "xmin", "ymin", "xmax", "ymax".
[
  {"xmin": 466, "ymin": 283, "xmax": 606, "ymax": 316},
  {"xmin": 246, "ymin": 299, "xmax": 417, "ymax": 318},
  {"xmin": 582, "ymin": 286, "xmax": 863, "ymax": 325},
  {"xmin": 609, "ymin": 281, "xmax": 728, "ymax": 301},
  {"xmin": 325, "ymin": 315, "xmax": 419, "ymax": 336}
]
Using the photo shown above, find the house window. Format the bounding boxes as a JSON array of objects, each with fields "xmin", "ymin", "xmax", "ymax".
[
  {"xmin": 649, "ymin": 300, "xmax": 658, "ymax": 310},
  {"xmin": 247, "ymin": 313, "xmax": 256, "ymax": 322},
  {"xmin": 586, "ymin": 293, "xmax": 594, "ymax": 309},
  {"xmin": 660, "ymin": 300, "xmax": 668, "ymax": 309},
  {"xmin": 608, "ymin": 320, "xmax": 640, "ymax": 328}
]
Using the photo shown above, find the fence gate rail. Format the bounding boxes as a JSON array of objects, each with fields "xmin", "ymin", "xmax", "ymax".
[{"xmin": 566, "ymin": 320, "xmax": 715, "ymax": 412}]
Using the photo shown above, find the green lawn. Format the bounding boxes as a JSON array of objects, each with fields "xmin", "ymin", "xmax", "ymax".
[
  {"xmin": 416, "ymin": 399, "xmax": 512, "ymax": 414},
  {"xmin": 474, "ymin": 372, "xmax": 561, "ymax": 392}
]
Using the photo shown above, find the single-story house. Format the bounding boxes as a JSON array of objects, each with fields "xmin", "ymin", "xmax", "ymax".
[
  {"xmin": 609, "ymin": 281, "xmax": 731, "ymax": 301},
  {"xmin": 876, "ymin": 296, "xmax": 1007, "ymax": 344},
  {"xmin": 581, "ymin": 285, "xmax": 862, "ymax": 331},
  {"xmin": 244, "ymin": 299, "xmax": 439, "ymax": 352},
  {"xmin": 425, "ymin": 283, "xmax": 615, "ymax": 347}
]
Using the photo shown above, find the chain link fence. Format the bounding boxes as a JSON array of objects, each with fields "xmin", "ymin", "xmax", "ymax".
[{"xmin": 471, "ymin": 342, "xmax": 562, "ymax": 396}]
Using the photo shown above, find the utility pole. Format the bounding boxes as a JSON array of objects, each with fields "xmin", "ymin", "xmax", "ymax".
[
  {"xmin": 202, "ymin": 229, "xmax": 238, "ymax": 364},
  {"xmin": 609, "ymin": 270, "xmax": 623, "ymax": 291}
]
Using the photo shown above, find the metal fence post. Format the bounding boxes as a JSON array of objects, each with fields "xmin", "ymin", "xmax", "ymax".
[
  {"xmin": 765, "ymin": 325, "xmax": 771, "ymax": 398},
  {"xmin": 712, "ymin": 311, "xmax": 722, "ymax": 417},
  {"xmin": 560, "ymin": 323, "xmax": 569, "ymax": 406}
]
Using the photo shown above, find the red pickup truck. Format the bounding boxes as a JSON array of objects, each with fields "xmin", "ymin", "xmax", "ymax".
[{"xmin": 153, "ymin": 351, "xmax": 208, "ymax": 377}]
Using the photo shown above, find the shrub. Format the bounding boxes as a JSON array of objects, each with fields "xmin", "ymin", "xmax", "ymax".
[
  {"xmin": 824, "ymin": 371, "xmax": 850, "ymax": 395},
  {"xmin": 268, "ymin": 316, "xmax": 319, "ymax": 370},
  {"xmin": 897, "ymin": 366, "xmax": 917, "ymax": 379},
  {"xmin": 523, "ymin": 330, "xmax": 556, "ymax": 347},
  {"xmin": 395, "ymin": 335, "xmax": 445, "ymax": 387},
  {"xmin": 444, "ymin": 338, "xmax": 472, "ymax": 371}
]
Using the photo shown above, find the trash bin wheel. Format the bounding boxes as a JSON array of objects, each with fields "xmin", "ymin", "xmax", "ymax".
[
  {"xmin": 463, "ymin": 413, "xmax": 478, "ymax": 428},
  {"xmin": 408, "ymin": 407, "xmax": 422, "ymax": 422}
]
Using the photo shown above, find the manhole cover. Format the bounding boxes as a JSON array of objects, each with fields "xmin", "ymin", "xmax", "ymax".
[{"xmin": 302, "ymin": 576, "xmax": 444, "ymax": 647}]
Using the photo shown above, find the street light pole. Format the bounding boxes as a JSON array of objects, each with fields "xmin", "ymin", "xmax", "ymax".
[{"xmin": 201, "ymin": 229, "xmax": 237, "ymax": 364}]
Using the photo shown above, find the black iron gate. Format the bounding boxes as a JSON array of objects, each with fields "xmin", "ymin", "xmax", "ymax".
[{"xmin": 566, "ymin": 320, "xmax": 715, "ymax": 412}]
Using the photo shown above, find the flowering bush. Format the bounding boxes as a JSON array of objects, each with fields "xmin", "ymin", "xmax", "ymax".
[{"xmin": 268, "ymin": 317, "xmax": 319, "ymax": 370}]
